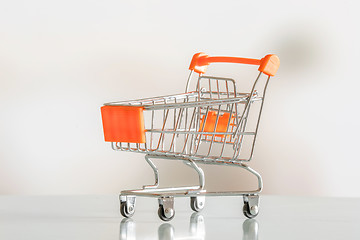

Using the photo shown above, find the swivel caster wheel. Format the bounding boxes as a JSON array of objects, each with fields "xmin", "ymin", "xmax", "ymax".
[
  {"xmin": 158, "ymin": 197, "xmax": 175, "ymax": 221},
  {"xmin": 243, "ymin": 194, "xmax": 259, "ymax": 219},
  {"xmin": 190, "ymin": 196, "xmax": 205, "ymax": 212},
  {"xmin": 120, "ymin": 195, "xmax": 136, "ymax": 218},
  {"xmin": 243, "ymin": 202, "xmax": 258, "ymax": 218}
]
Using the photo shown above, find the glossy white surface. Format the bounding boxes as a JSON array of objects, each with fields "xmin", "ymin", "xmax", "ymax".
[{"xmin": 0, "ymin": 195, "xmax": 359, "ymax": 239}]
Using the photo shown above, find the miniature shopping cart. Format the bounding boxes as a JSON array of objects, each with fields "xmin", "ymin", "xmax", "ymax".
[{"xmin": 101, "ymin": 52, "xmax": 280, "ymax": 221}]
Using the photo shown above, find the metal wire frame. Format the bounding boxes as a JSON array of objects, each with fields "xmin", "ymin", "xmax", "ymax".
[
  {"xmin": 106, "ymin": 69, "xmax": 272, "ymax": 211},
  {"xmin": 107, "ymin": 72, "xmax": 269, "ymax": 164}
]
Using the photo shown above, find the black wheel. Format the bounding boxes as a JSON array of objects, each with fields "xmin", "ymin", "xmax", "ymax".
[
  {"xmin": 158, "ymin": 205, "xmax": 175, "ymax": 221},
  {"xmin": 243, "ymin": 202, "xmax": 258, "ymax": 219},
  {"xmin": 190, "ymin": 197, "xmax": 205, "ymax": 212},
  {"xmin": 120, "ymin": 201, "xmax": 135, "ymax": 218}
]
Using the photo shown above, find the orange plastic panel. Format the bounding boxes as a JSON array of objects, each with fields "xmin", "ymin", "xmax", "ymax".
[
  {"xmin": 199, "ymin": 111, "xmax": 231, "ymax": 137},
  {"xmin": 101, "ymin": 105, "xmax": 145, "ymax": 143},
  {"xmin": 258, "ymin": 54, "xmax": 280, "ymax": 76}
]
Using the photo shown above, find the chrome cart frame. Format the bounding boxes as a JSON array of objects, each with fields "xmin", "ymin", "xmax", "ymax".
[{"xmin": 101, "ymin": 52, "xmax": 279, "ymax": 221}]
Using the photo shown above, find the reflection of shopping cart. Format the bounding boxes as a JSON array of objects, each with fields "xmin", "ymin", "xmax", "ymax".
[{"xmin": 101, "ymin": 52, "xmax": 280, "ymax": 221}]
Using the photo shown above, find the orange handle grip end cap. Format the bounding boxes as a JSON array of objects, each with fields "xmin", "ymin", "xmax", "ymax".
[
  {"xmin": 258, "ymin": 54, "xmax": 280, "ymax": 77},
  {"xmin": 189, "ymin": 52, "xmax": 209, "ymax": 74}
]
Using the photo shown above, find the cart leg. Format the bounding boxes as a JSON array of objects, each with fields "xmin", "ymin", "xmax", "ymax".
[
  {"xmin": 239, "ymin": 163, "xmax": 263, "ymax": 193},
  {"xmin": 184, "ymin": 160, "xmax": 205, "ymax": 191},
  {"xmin": 142, "ymin": 155, "xmax": 160, "ymax": 189},
  {"xmin": 119, "ymin": 195, "xmax": 136, "ymax": 218},
  {"xmin": 243, "ymin": 194, "xmax": 259, "ymax": 218},
  {"xmin": 237, "ymin": 164, "xmax": 261, "ymax": 218},
  {"xmin": 185, "ymin": 160, "xmax": 206, "ymax": 211},
  {"xmin": 158, "ymin": 196, "xmax": 175, "ymax": 221}
]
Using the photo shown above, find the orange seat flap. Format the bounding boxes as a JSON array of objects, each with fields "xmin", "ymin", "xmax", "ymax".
[{"xmin": 199, "ymin": 111, "xmax": 231, "ymax": 137}]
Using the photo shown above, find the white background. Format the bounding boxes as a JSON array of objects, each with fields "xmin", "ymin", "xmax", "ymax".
[{"xmin": 1, "ymin": 0, "xmax": 359, "ymax": 197}]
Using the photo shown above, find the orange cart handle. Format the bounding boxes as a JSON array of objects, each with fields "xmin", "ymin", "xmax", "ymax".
[{"xmin": 189, "ymin": 52, "xmax": 280, "ymax": 76}]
